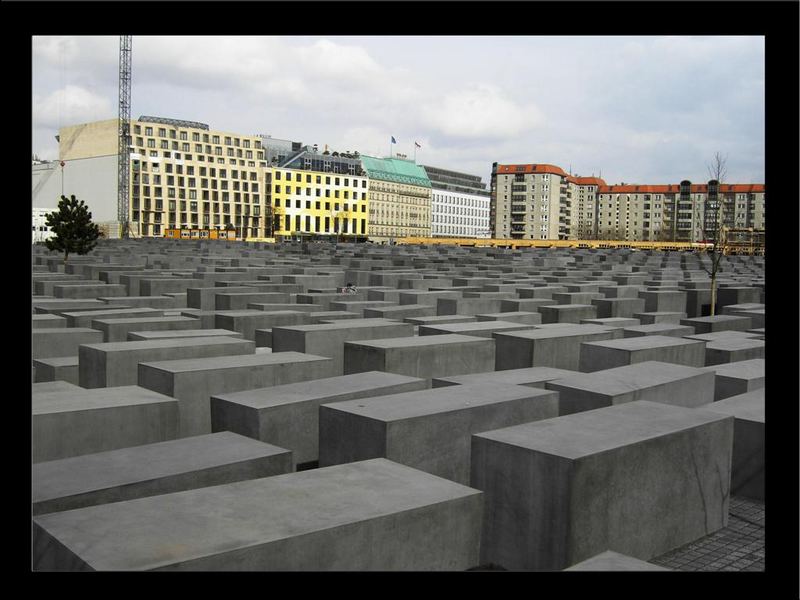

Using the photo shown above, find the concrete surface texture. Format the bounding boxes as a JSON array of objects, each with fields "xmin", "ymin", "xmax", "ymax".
[
  {"xmin": 471, "ymin": 400, "xmax": 733, "ymax": 571},
  {"xmin": 32, "ymin": 385, "xmax": 179, "ymax": 462},
  {"xmin": 32, "ymin": 431, "xmax": 292, "ymax": 515},
  {"xmin": 318, "ymin": 382, "xmax": 559, "ymax": 484},
  {"xmin": 343, "ymin": 333, "xmax": 495, "ymax": 379},
  {"xmin": 29, "ymin": 241, "xmax": 766, "ymax": 572},
  {"xmin": 138, "ymin": 351, "xmax": 337, "ymax": 437},
  {"xmin": 546, "ymin": 360, "xmax": 715, "ymax": 415},
  {"xmin": 32, "ymin": 458, "xmax": 483, "ymax": 571},
  {"xmin": 210, "ymin": 371, "xmax": 428, "ymax": 465}
]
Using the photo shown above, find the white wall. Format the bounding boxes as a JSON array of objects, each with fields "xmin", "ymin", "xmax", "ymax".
[{"xmin": 32, "ymin": 155, "xmax": 118, "ymax": 222}]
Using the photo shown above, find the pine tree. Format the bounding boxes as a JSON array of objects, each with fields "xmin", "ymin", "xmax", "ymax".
[{"xmin": 44, "ymin": 195, "xmax": 101, "ymax": 264}]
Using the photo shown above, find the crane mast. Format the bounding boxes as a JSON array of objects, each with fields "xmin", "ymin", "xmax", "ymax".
[{"xmin": 118, "ymin": 35, "xmax": 132, "ymax": 238}]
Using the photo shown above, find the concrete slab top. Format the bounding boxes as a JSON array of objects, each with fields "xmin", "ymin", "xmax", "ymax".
[
  {"xmin": 705, "ymin": 338, "xmax": 765, "ymax": 350},
  {"xmin": 32, "ymin": 381, "xmax": 84, "ymax": 394},
  {"xmin": 684, "ymin": 331, "xmax": 762, "ymax": 342},
  {"xmin": 473, "ymin": 400, "xmax": 732, "ymax": 460},
  {"xmin": 582, "ymin": 335, "xmax": 704, "ymax": 350},
  {"xmin": 32, "ymin": 458, "xmax": 481, "ymax": 571},
  {"xmin": 436, "ymin": 366, "xmax": 578, "ymax": 386},
  {"xmin": 140, "ymin": 351, "xmax": 330, "ymax": 374},
  {"xmin": 547, "ymin": 361, "xmax": 710, "ymax": 396},
  {"xmin": 702, "ymin": 389, "xmax": 764, "ymax": 423},
  {"xmin": 273, "ymin": 318, "xmax": 404, "ymax": 332},
  {"xmin": 323, "ymin": 382, "xmax": 555, "ymax": 422},
  {"xmin": 493, "ymin": 324, "xmax": 616, "ymax": 340},
  {"xmin": 683, "ymin": 315, "xmax": 752, "ymax": 324},
  {"xmin": 93, "ymin": 316, "xmax": 197, "ymax": 326},
  {"xmin": 130, "ymin": 329, "xmax": 241, "ymax": 339},
  {"xmin": 212, "ymin": 310, "xmax": 273, "ymax": 317},
  {"xmin": 80, "ymin": 336, "xmax": 249, "ymax": 352},
  {"xmin": 32, "ymin": 432, "xmax": 289, "ymax": 503},
  {"xmin": 347, "ymin": 333, "xmax": 489, "ymax": 349},
  {"xmin": 31, "ymin": 327, "xmax": 100, "ymax": 335},
  {"xmin": 564, "ymin": 550, "xmax": 670, "ymax": 571},
  {"xmin": 33, "ymin": 356, "xmax": 80, "ymax": 367},
  {"xmin": 423, "ymin": 321, "xmax": 536, "ymax": 333},
  {"xmin": 33, "ymin": 386, "xmax": 176, "ymax": 415},
  {"xmin": 213, "ymin": 372, "xmax": 426, "ymax": 409},
  {"xmin": 701, "ymin": 358, "xmax": 765, "ymax": 377}
]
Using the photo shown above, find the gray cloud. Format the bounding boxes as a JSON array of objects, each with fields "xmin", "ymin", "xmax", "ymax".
[{"xmin": 32, "ymin": 35, "xmax": 764, "ymax": 185}]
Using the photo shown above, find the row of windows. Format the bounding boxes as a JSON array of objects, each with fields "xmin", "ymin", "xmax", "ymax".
[
  {"xmin": 275, "ymin": 200, "xmax": 366, "ymax": 213},
  {"xmin": 273, "ymin": 186, "xmax": 366, "ymax": 200},
  {"xmin": 276, "ymin": 215, "xmax": 366, "ymax": 236},
  {"xmin": 133, "ymin": 125, "xmax": 258, "ymax": 149},
  {"xmin": 136, "ymin": 138, "xmax": 261, "ymax": 160},
  {"xmin": 274, "ymin": 172, "xmax": 366, "ymax": 188}
]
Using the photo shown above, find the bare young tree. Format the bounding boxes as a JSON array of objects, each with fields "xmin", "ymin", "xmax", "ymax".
[{"xmin": 704, "ymin": 152, "xmax": 728, "ymax": 316}]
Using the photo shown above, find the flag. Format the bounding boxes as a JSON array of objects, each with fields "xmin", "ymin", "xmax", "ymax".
[
  {"xmin": 415, "ymin": 141, "xmax": 421, "ymax": 148},
  {"xmin": 391, "ymin": 136, "xmax": 397, "ymax": 144}
]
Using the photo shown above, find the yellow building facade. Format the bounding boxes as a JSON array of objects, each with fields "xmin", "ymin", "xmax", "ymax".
[{"xmin": 268, "ymin": 167, "xmax": 369, "ymax": 240}]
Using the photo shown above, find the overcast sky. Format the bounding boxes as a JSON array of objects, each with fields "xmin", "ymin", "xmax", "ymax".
[{"xmin": 32, "ymin": 35, "xmax": 764, "ymax": 185}]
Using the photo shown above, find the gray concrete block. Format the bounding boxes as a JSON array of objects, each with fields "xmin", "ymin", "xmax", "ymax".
[
  {"xmin": 32, "ymin": 385, "xmax": 179, "ymax": 463},
  {"xmin": 214, "ymin": 310, "xmax": 309, "ymax": 341},
  {"xmin": 638, "ymin": 290, "xmax": 687, "ymax": 313},
  {"xmin": 633, "ymin": 312, "xmax": 687, "ymax": 325},
  {"xmin": 32, "ymin": 315, "xmax": 67, "ymax": 329},
  {"xmin": 419, "ymin": 320, "xmax": 538, "ymax": 338},
  {"xmin": 32, "ymin": 356, "xmax": 80, "ymax": 385},
  {"xmin": 564, "ymin": 550, "xmax": 670, "ymax": 571},
  {"xmin": 31, "ymin": 328, "xmax": 104, "ymax": 361},
  {"xmin": 702, "ymin": 389, "xmax": 764, "ymax": 501},
  {"xmin": 186, "ymin": 286, "xmax": 256, "ymax": 310},
  {"xmin": 680, "ymin": 315, "xmax": 752, "ymax": 334},
  {"xmin": 591, "ymin": 297, "xmax": 646, "ymax": 319},
  {"xmin": 403, "ymin": 315, "xmax": 478, "ymax": 326},
  {"xmin": 475, "ymin": 311, "xmax": 542, "ymax": 325},
  {"xmin": 499, "ymin": 298, "xmax": 558, "ymax": 313},
  {"xmin": 79, "ymin": 336, "xmax": 255, "ymax": 389},
  {"xmin": 92, "ymin": 316, "xmax": 202, "ymax": 343},
  {"xmin": 215, "ymin": 292, "xmax": 291, "ymax": 310},
  {"xmin": 703, "ymin": 338, "xmax": 765, "ymax": 366},
  {"xmin": 471, "ymin": 401, "xmax": 733, "ymax": 570},
  {"xmin": 546, "ymin": 361, "xmax": 714, "ymax": 415},
  {"xmin": 494, "ymin": 325, "xmax": 623, "ymax": 371},
  {"xmin": 622, "ymin": 324, "xmax": 696, "ymax": 338},
  {"xmin": 579, "ymin": 335, "xmax": 706, "ymax": 372},
  {"xmin": 437, "ymin": 297, "xmax": 503, "ymax": 316},
  {"xmin": 61, "ymin": 307, "xmax": 164, "ymax": 329},
  {"xmin": 580, "ymin": 317, "xmax": 641, "ymax": 329},
  {"xmin": 701, "ymin": 358, "xmax": 765, "ymax": 401},
  {"xmin": 344, "ymin": 334, "xmax": 495, "ymax": 379},
  {"xmin": 32, "ymin": 431, "xmax": 292, "ymax": 515},
  {"xmin": 100, "ymin": 295, "xmax": 176, "ymax": 309},
  {"xmin": 517, "ymin": 286, "xmax": 568, "ymax": 299},
  {"xmin": 319, "ymin": 383, "xmax": 559, "ymax": 484},
  {"xmin": 539, "ymin": 304, "xmax": 597, "ymax": 324},
  {"xmin": 32, "ymin": 458, "xmax": 482, "ymax": 571},
  {"xmin": 306, "ymin": 310, "xmax": 361, "ymax": 323},
  {"xmin": 211, "ymin": 371, "xmax": 427, "ymax": 465},
  {"xmin": 127, "ymin": 329, "xmax": 243, "ymax": 341},
  {"xmin": 52, "ymin": 283, "xmax": 127, "ymax": 299},
  {"xmin": 432, "ymin": 366, "xmax": 578, "ymax": 389},
  {"xmin": 139, "ymin": 352, "xmax": 337, "ymax": 437},
  {"xmin": 362, "ymin": 304, "xmax": 436, "ymax": 320},
  {"xmin": 272, "ymin": 319, "xmax": 414, "ymax": 374},
  {"xmin": 33, "ymin": 299, "xmax": 109, "ymax": 314}
]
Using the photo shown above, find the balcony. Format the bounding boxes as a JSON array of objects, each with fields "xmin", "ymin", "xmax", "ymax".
[{"xmin": 510, "ymin": 205, "xmax": 527, "ymax": 214}]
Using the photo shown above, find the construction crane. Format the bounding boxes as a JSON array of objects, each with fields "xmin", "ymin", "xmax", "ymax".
[{"xmin": 118, "ymin": 35, "xmax": 132, "ymax": 238}]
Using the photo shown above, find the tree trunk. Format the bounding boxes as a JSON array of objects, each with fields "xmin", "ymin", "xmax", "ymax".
[
  {"xmin": 63, "ymin": 250, "xmax": 69, "ymax": 265},
  {"xmin": 710, "ymin": 271, "xmax": 717, "ymax": 316}
]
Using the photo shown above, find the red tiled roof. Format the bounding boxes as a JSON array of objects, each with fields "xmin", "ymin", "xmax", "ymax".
[
  {"xmin": 572, "ymin": 177, "xmax": 607, "ymax": 187},
  {"xmin": 496, "ymin": 164, "xmax": 569, "ymax": 177}
]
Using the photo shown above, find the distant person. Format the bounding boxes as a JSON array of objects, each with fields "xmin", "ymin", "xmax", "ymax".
[{"xmin": 344, "ymin": 282, "xmax": 358, "ymax": 294}]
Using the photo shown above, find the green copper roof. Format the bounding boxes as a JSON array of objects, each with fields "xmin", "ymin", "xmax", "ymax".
[{"xmin": 360, "ymin": 156, "xmax": 432, "ymax": 188}]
